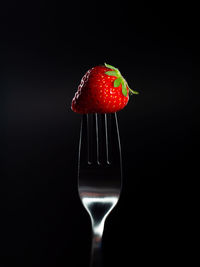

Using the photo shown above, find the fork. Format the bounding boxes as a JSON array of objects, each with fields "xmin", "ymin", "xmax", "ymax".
[{"xmin": 78, "ymin": 113, "xmax": 122, "ymax": 267}]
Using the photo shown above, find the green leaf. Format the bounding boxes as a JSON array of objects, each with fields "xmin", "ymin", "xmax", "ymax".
[
  {"xmin": 122, "ymin": 81, "xmax": 127, "ymax": 96},
  {"xmin": 129, "ymin": 88, "xmax": 139, "ymax": 95},
  {"xmin": 104, "ymin": 63, "xmax": 118, "ymax": 71},
  {"xmin": 105, "ymin": 71, "xmax": 118, "ymax": 77},
  {"xmin": 114, "ymin": 77, "xmax": 122, "ymax": 87}
]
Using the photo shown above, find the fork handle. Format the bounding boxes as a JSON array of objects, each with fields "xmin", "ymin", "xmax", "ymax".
[{"xmin": 90, "ymin": 233, "xmax": 103, "ymax": 267}]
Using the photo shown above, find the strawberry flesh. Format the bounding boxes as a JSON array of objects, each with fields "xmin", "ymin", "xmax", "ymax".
[{"xmin": 71, "ymin": 65, "xmax": 131, "ymax": 114}]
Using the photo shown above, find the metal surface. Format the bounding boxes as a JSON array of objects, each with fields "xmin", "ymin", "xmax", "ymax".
[{"xmin": 78, "ymin": 113, "xmax": 122, "ymax": 267}]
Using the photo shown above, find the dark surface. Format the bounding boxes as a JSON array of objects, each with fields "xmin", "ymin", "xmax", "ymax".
[{"xmin": 0, "ymin": 1, "xmax": 199, "ymax": 266}]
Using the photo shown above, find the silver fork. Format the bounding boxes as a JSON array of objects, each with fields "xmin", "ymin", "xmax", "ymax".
[{"xmin": 78, "ymin": 113, "xmax": 122, "ymax": 267}]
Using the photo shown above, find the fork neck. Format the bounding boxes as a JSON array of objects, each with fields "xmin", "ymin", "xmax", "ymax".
[{"xmin": 91, "ymin": 227, "xmax": 103, "ymax": 267}]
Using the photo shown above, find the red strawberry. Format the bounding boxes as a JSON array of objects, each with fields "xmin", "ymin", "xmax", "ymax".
[{"xmin": 71, "ymin": 63, "xmax": 138, "ymax": 114}]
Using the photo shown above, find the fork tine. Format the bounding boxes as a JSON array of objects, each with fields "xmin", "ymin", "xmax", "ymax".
[
  {"xmin": 94, "ymin": 113, "xmax": 99, "ymax": 164},
  {"xmin": 98, "ymin": 114, "xmax": 110, "ymax": 165},
  {"xmin": 107, "ymin": 113, "xmax": 122, "ymax": 166},
  {"xmin": 79, "ymin": 113, "xmax": 122, "ymax": 168},
  {"xmin": 89, "ymin": 113, "xmax": 99, "ymax": 164},
  {"xmin": 78, "ymin": 114, "xmax": 88, "ymax": 168},
  {"xmin": 104, "ymin": 114, "xmax": 110, "ymax": 164},
  {"xmin": 79, "ymin": 113, "xmax": 99, "ymax": 166}
]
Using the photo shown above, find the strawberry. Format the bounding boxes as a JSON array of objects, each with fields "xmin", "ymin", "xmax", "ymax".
[{"xmin": 71, "ymin": 63, "xmax": 138, "ymax": 114}]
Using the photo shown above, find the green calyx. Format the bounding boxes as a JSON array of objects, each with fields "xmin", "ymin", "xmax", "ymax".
[{"xmin": 104, "ymin": 63, "xmax": 139, "ymax": 96}]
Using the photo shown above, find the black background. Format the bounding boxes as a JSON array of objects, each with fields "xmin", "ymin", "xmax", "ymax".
[{"xmin": 0, "ymin": 1, "xmax": 199, "ymax": 266}]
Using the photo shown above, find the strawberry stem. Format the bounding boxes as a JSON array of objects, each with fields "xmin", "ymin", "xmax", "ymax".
[{"xmin": 104, "ymin": 63, "xmax": 119, "ymax": 72}]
